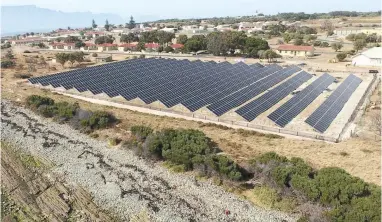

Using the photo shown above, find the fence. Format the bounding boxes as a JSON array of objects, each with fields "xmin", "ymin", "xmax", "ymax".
[{"xmin": 339, "ymin": 74, "xmax": 380, "ymax": 141}]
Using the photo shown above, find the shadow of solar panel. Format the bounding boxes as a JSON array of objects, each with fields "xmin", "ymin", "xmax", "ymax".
[
  {"xmin": 268, "ymin": 73, "xmax": 335, "ymax": 127},
  {"xmin": 305, "ymin": 74, "xmax": 362, "ymax": 133},
  {"xmin": 236, "ymin": 71, "xmax": 312, "ymax": 121}
]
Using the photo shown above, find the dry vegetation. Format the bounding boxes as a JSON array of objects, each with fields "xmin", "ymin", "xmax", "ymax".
[{"xmin": 1, "ymin": 49, "xmax": 380, "ymax": 186}]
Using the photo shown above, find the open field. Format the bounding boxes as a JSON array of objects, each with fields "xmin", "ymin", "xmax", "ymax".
[{"xmin": 2, "ymin": 48, "xmax": 380, "ymax": 186}]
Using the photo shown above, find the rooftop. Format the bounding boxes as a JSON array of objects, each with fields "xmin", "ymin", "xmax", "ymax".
[{"xmin": 359, "ymin": 47, "xmax": 382, "ymax": 59}]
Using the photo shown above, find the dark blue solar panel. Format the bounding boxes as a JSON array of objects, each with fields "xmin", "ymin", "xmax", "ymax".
[
  {"xmin": 305, "ymin": 74, "xmax": 362, "ymax": 133},
  {"xmin": 268, "ymin": 73, "xmax": 335, "ymax": 127},
  {"xmin": 236, "ymin": 71, "xmax": 312, "ymax": 121}
]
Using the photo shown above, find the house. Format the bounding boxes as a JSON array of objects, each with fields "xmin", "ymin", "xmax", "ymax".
[
  {"xmin": 277, "ymin": 45, "xmax": 315, "ymax": 57},
  {"xmin": 63, "ymin": 43, "xmax": 75, "ymax": 50},
  {"xmin": 49, "ymin": 42, "xmax": 65, "ymax": 50},
  {"xmin": 11, "ymin": 38, "xmax": 45, "ymax": 45},
  {"xmin": 80, "ymin": 43, "xmax": 98, "ymax": 51},
  {"xmin": 145, "ymin": 43, "xmax": 160, "ymax": 51},
  {"xmin": 170, "ymin": 44, "xmax": 184, "ymax": 50},
  {"xmin": 352, "ymin": 47, "xmax": 382, "ymax": 67},
  {"xmin": 118, "ymin": 43, "xmax": 138, "ymax": 52},
  {"xmin": 97, "ymin": 43, "xmax": 118, "ymax": 52}
]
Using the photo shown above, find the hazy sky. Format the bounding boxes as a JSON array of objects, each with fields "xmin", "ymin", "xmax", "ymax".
[{"xmin": 3, "ymin": 0, "xmax": 381, "ymax": 19}]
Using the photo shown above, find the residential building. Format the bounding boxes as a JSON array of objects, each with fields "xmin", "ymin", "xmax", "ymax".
[
  {"xmin": 80, "ymin": 43, "xmax": 98, "ymax": 51},
  {"xmin": 97, "ymin": 43, "xmax": 118, "ymax": 52},
  {"xmin": 352, "ymin": 47, "xmax": 382, "ymax": 67},
  {"xmin": 118, "ymin": 43, "xmax": 138, "ymax": 52},
  {"xmin": 10, "ymin": 38, "xmax": 45, "ymax": 45},
  {"xmin": 277, "ymin": 45, "xmax": 315, "ymax": 57},
  {"xmin": 49, "ymin": 42, "xmax": 65, "ymax": 50}
]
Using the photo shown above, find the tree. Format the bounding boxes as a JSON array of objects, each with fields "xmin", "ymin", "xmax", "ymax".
[
  {"xmin": 136, "ymin": 41, "xmax": 145, "ymax": 51},
  {"xmin": 157, "ymin": 31, "xmax": 175, "ymax": 46},
  {"xmin": 177, "ymin": 34, "xmax": 188, "ymax": 44},
  {"xmin": 283, "ymin": 33, "xmax": 292, "ymax": 43},
  {"xmin": 263, "ymin": 49, "xmax": 281, "ymax": 63},
  {"xmin": 5, "ymin": 50, "xmax": 14, "ymax": 59},
  {"xmin": 353, "ymin": 39, "xmax": 366, "ymax": 52},
  {"xmin": 336, "ymin": 53, "xmax": 347, "ymax": 62},
  {"xmin": 55, "ymin": 53, "xmax": 69, "ymax": 67},
  {"xmin": 331, "ymin": 42, "xmax": 343, "ymax": 52},
  {"xmin": 321, "ymin": 20, "xmax": 334, "ymax": 37},
  {"xmin": 75, "ymin": 41, "xmax": 86, "ymax": 48},
  {"xmin": 206, "ymin": 32, "xmax": 229, "ymax": 56},
  {"xmin": 121, "ymin": 33, "xmax": 138, "ymax": 43},
  {"xmin": 104, "ymin": 19, "xmax": 110, "ymax": 31},
  {"xmin": 304, "ymin": 35, "xmax": 317, "ymax": 42},
  {"xmin": 164, "ymin": 46, "xmax": 174, "ymax": 53},
  {"xmin": 128, "ymin": 16, "xmax": 136, "ymax": 29},
  {"xmin": 64, "ymin": 36, "xmax": 80, "ymax": 43},
  {"xmin": 158, "ymin": 46, "xmax": 164, "ymax": 53},
  {"xmin": 95, "ymin": 35, "xmax": 114, "ymax": 44},
  {"xmin": 294, "ymin": 39, "xmax": 304, "ymax": 45},
  {"xmin": 320, "ymin": 42, "xmax": 329, "ymax": 47},
  {"xmin": 92, "ymin": 19, "xmax": 97, "ymax": 28}
]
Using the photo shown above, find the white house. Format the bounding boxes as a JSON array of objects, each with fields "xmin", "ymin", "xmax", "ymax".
[{"xmin": 352, "ymin": 47, "xmax": 382, "ymax": 67}]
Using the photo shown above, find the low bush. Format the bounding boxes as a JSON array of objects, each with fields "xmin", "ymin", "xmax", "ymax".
[
  {"xmin": 92, "ymin": 53, "xmax": 98, "ymax": 57},
  {"xmin": 81, "ymin": 111, "xmax": 116, "ymax": 130},
  {"xmin": 131, "ymin": 125, "xmax": 154, "ymax": 141},
  {"xmin": 250, "ymin": 152, "xmax": 381, "ymax": 221},
  {"xmin": 139, "ymin": 54, "xmax": 145, "ymax": 58},
  {"xmin": 14, "ymin": 73, "xmax": 32, "ymax": 79},
  {"xmin": 26, "ymin": 95, "xmax": 54, "ymax": 109},
  {"xmin": 1, "ymin": 60, "xmax": 15, "ymax": 68},
  {"xmin": 23, "ymin": 50, "xmax": 31, "ymax": 53},
  {"xmin": 205, "ymin": 155, "xmax": 243, "ymax": 181}
]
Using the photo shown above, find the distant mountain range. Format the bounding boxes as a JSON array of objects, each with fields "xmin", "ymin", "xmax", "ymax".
[{"xmin": 1, "ymin": 5, "xmax": 159, "ymax": 36}]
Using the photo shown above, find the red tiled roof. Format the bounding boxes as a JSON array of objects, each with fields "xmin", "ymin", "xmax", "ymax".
[
  {"xmin": 119, "ymin": 43, "xmax": 137, "ymax": 47},
  {"xmin": 50, "ymin": 42, "xmax": 75, "ymax": 46},
  {"xmin": 277, "ymin": 45, "xmax": 314, "ymax": 52},
  {"xmin": 85, "ymin": 43, "xmax": 96, "ymax": 46},
  {"xmin": 98, "ymin": 43, "xmax": 117, "ymax": 47},
  {"xmin": 145, "ymin": 43, "xmax": 160, "ymax": 48},
  {"xmin": 170, "ymin": 44, "xmax": 184, "ymax": 49}
]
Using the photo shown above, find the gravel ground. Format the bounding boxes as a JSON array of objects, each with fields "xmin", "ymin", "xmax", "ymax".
[{"xmin": 1, "ymin": 100, "xmax": 297, "ymax": 222}]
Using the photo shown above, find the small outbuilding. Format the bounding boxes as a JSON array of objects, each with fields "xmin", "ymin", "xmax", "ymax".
[
  {"xmin": 277, "ymin": 45, "xmax": 315, "ymax": 57},
  {"xmin": 352, "ymin": 47, "xmax": 382, "ymax": 67}
]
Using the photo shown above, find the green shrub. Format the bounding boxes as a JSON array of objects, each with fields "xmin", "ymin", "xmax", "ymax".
[
  {"xmin": 26, "ymin": 95, "xmax": 54, "ymax": 109},
  {"xmin": 131, "ymin": 125, "xmax": 154, "ymax": 141},
  {"xmin": 54, "ymin": 101, "xmax": 79, "ymax": 120},
  {"xmin": 1, "ymin": 60, "xmax": 15, "ymax": 68},
  {"xmin": 23, "ymin": 50, "xmax": 31, "ymax": 53},
  {"xmin": 314, "ymin": 167, "xmax": 369, "ymax": 206},
  {"xmin": 14, "ymin": 73, "xmax": 32, "ymax": 79},
  {"xmin": 81, "ymin": 111, "xmax": 115, "ymax": 130},
  {"xmin": 206, "ymin": 155, "xmax": 243, "ymax": 181},
  {"xmin": 139, "ymin": 54, "xmax": 145, "ymax": 58},
  {"xmin": 252, "ymin": 152, "xmax": 288, "ymax": 165},
  {"xmin": 108, "ymin": 138, "xmax": 120, "ymax": 146},
  {"xmin": 160, "ymin": 129, "xmax": 211, "ymax": 169},
  {"xmin": 336, "ymin": 53, "xmax": 347, "ymax": 62}
]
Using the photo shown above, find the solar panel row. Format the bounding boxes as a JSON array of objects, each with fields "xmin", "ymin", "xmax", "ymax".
[
  {"xmin": 207, "ymin": 65, "xmax": 301, "ymax": 116},
  {"xmin": 268, "ymin": 73, "xmax": 336, "ymax": 127},
  {"xmin": 236, "ymin": 71, "xmax": 312, "ymax": 121},
  {"xmin": 305, "ymin": 74, "xmax": 362, "ymax": 133}
]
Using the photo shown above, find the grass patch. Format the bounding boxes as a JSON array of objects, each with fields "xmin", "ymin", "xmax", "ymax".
[
  {"xmin": 236, "ymin": 129, "xmax": 283, "ymax": 139},
  {"xmin": 162, "ymin": 161, "xmax": 186, "ymax": 173},
  {"xmin": 252, "ymin": 186, "xmax": 297, "ymax": 212},
  {"xmin": 108, "ymin": 137, "xmax": 121, "ymax": 146},
  {"xmin": 361, "ymin": 149, "xmax": 373, "ymax": 153},
  {"xmin": 339, "ymin": 151, "xmax": 349, "ymax": 156}
]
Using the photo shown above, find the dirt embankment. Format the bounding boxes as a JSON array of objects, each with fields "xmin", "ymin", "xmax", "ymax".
[
  {"xmin": 1, "ymin": 100, "xmax": 297, "ymax": 221},
  {"xmin": 1, "ymin": 141, "xmax": 119, "ymax": 222}
]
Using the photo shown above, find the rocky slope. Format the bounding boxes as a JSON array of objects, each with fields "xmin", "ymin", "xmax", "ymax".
[{"xmin": 1, "ymin": 100, "xmax": 297, "ymax": 221}]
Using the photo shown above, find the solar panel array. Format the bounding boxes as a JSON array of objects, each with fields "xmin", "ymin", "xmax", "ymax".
[
  {"xmin": 236, "ymin": 71, "xmax": 312, "ymax": 121},
  {"xmin": 28, "ymin": 58, "xmax": 361, "ymax": 132},
  {"xmin": 268, "ymin": 73, "xmax": 335, "ymax": 127},
  {"xmin": 305, "ymin": 74, "xmax": 362, "ymax": 133}
]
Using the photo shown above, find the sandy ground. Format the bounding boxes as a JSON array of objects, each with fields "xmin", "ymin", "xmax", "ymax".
[{"xmin": 2, "ymin": 47, "xmax": 380, "ymax": 186}]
